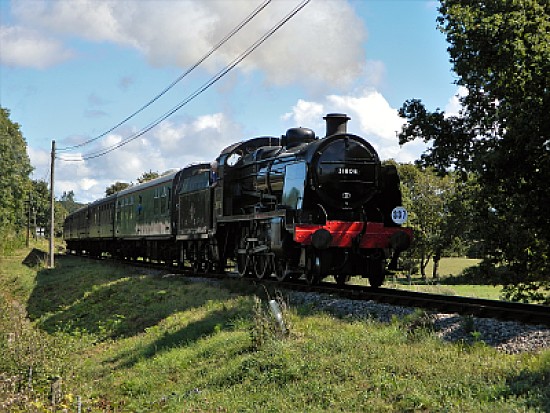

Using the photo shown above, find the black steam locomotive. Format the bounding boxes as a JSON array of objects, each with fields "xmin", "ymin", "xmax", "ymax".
[{"xmin": 64, "ymin": 113, "xmax": 412, "ymax": 287}]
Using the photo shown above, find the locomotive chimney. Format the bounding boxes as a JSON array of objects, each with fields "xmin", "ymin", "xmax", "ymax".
[{"xmin": 324, "ymin": 113, "xmax": 350, "ymax": 136}]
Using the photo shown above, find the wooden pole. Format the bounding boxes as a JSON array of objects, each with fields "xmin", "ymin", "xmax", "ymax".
[
  {"xmin": 49, "ymin": 140, "xmax": 55, "ymax": 268},
  {"xmin": 26, "ymin": 193, "xmax": 32, "ymax": 248}
]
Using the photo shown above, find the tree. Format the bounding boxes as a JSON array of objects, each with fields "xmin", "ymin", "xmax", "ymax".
[
  {"xmin": 30, "ymin": 180, "xmax": 50, "ymax": 233},
  {"xmin": 106, "ymin": 182, "xmax": 131, "ymax": 196},
  {"xmin": 0, "ymin": 107, "xmax": 33, "ymax": 231},
  {"xmin": 399, "ymin": 164, "xmax": 471, "ymax": 279},
  {"xmin": 399, "ymin": 0, "xmax": 549, "ymax": 302},
  {"xmin": 61, "ymin": 190, "xmax": 75, "ymax": 202},
  {"xmin": 58, "ymin": 189, "xmax": 84, "ymax": 214},
  {"xmin": 137, "ymin": 170, "xmax": 159, "ymax": 183}
]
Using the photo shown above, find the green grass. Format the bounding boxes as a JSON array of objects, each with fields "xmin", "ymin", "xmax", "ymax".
[
  {"xmin": 386, "ymin": 282, "xmax": 503, "ymax": 300},
  {"xmin": 383, "ymin": 257, "xmax": 505, "ymax": 300},
  {"xmin": 343, "ymin": 257, "xmax": 504, "ymax": 299},
  {"xmin": 425, "ymin": 257, "xmax": 482, "ymax": 278},
  {"xmin": 1, "ymin": 245, "xmax": 549, "ymax": 412}
]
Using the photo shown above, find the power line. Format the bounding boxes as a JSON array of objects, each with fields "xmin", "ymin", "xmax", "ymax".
[
  {"xmin": 56, "ymin": 0, "xmax": 272, "ymax": 153},
  {"xmin": 58, "ymin": 0, "xmax": 311, "ymax": 162}
]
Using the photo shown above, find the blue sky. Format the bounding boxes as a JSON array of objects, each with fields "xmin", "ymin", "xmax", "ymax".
[{"xmin": 1, "ymin": 0, "xmax": 460, "ymax": 203}]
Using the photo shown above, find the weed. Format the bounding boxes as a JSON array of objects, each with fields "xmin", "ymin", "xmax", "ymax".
[
  {"xmin": 401, "ymin": 309, "xmax": 435, "ymax": 341},
  {"xmin": 250, "ymin": 292, "xmax": 290, "ymax": 351}
]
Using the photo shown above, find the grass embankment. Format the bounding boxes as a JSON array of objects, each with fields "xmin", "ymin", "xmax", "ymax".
[{"xmin": 1, "ymin": 246, "xmax": 549, "ymax": 412}]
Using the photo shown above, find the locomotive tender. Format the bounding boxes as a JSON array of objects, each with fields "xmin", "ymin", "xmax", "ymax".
[{"xmin": 64, "ymin": 114, "xmax": 412, "ymax": 287}]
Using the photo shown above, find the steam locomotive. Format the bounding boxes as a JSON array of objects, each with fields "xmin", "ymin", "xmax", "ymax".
[{"xmin": 64, "ymin": 113, "xmax": 412, "ymax": 287}]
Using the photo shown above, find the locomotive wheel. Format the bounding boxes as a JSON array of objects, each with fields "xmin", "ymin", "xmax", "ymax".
[
  {"xmin": 305, "ymin": 254, "xmax": 321, "ymax": 285},
  {"xmin": 253, "ymin": 255, "xmax": 271, "ymax": 279},
  {"xmin": 368, "ymin": 259, "xmax": 385, "ymax": 288},
  {"xmin": 190, "ymin": 243, "xmax": 210, "ymax": 274},
  {"xmin": 305, "ymin": 271, "xmax": 319, "ymax": 285},
  {"xmin": 192, "ymin": 259, "xmax": 202, "ymax": 274},
  {"xmin": 334, "ymin": 274, "xmax": 351, "ymax": 286},
  {"xmin": 274, "ymin": 259, "xmax": 292, "ymax": 282},
  {"xmin": 236, "ymin": 253, "xmax": 251, "ymax": 278}
]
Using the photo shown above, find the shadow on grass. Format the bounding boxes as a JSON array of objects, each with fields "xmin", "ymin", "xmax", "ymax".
[
  {"xmin": 25, "ymin": 254, "xmax": 227, "ymax": 340},
  {"xmin": 110, "ymin": 306, "xmax": 249, "ymax": 369},
  {"xmin": 504, "ymin": 354, "xmax": 550, "ymax": 411}
]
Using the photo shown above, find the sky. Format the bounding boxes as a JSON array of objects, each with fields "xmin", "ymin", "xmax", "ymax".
[{"xmin": 0, "ymin": 0, "xmax": 461, "ymax": 203}]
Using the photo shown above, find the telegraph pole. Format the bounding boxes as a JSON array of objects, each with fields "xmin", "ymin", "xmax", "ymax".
[
  {"xmin": 26, "ymin": 193, "xmax": 32, "ymax": 248},
  {"xmin": 49, "ymin": 140, "xmax": 55, "ymax": 268}
]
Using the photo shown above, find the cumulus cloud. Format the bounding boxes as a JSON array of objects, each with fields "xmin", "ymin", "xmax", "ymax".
[
  {"xmin": 0, "ymin": 25, "xmax": 74, "ymax": 68},
  {"xmin": 281, "ymin": 99, "xmax": 324, "ymax": 127},
  {"xmin": 9, "ymin": 0, "xmax": 366, "ymax": 88},
  {"xmin": 45, "ymin": 113, "xmax": 243, "ymax": 202},
  {"xmin": 444, "ymin": 86, "xmax": 468, "ymax": 117},
  {"xmin": 283, "ymin": 89, "xmax": 425, "ymax": 163}
]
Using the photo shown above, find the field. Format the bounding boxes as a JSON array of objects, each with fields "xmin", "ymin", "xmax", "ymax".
[
  {"xmin": 342, "ymin": 257, "xmax": 504, "ymax": 300},
  {"xmin": 1, "ymin": 245, "xmax": 549, "ymax": 412},
  {"xmin": 386, "ymin": 257, "xmax": 503, "ymax": 300}
]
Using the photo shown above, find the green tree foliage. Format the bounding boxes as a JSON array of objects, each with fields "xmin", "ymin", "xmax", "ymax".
[
  {"xmin": 105, "ymin": 171, "xmax": 159, "ymax": 196},
  {"xmin": 59, "ymin": 189, "xmax": 84, "ymax": 214},
  {"xmin": 399, "ymin": 0, "xmax": 549, "ymax": 302},
  {"xmin": 0, "ymin": 107, "xmax": 33, "ymax": 235},
  {"xmin": 106, "ymin": 181, "xmax": 131, "ymax": 196},
  {"xmin": 61, "ymin": 190, "xmax": 75, "ymax": 202},
  {"xmin": 399, "ymin": 164, "xmax": 474, "ymax": 279},
  {"xmin": 30, "ymin": 180, "xmax": 50, "ymax": 232},
  {"xmin": 137, "ymin": 170, "xmax": 159, "ymax": 183}
]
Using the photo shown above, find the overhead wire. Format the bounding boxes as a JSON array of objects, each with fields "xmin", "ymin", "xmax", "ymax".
[
  {"xmin": 58, "ymin": 0, "xmax": 311, "ymax": 162},
  {"xmin": 56, "ymin": 0, "xmax": 273, "ymax": 153}
]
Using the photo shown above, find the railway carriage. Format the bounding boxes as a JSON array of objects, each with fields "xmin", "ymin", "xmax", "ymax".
[{"xmin": 114, "ymin": 172, "xmax": 176, "ymax": 261}]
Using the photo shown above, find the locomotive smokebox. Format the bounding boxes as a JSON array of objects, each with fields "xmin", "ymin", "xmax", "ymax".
[{"xmin": 324, "ymin": 113, "xmax": 350, "ymax": 136}]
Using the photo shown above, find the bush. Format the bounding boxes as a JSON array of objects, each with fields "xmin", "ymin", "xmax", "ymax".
[{"xmin": 0, "ymin": 225, "xmax": 25, "ymax": 256}]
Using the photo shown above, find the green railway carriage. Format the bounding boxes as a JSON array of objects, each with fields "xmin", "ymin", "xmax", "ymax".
[
  {"xmin": 115, "ymin": 172, "xmax": 176, "ymax": 238},
  {"xmin": 89, "ymin": 195, "xmax": 117, "ymax": 239},
  {"xmin": 64, "ymin": 195, "xmax": 115, "ymax": 256},
  {"xmin": 114, "ymin": 172, "xmax": 178, "ymax": 261},
  {"xmin": 63, "ymin": 206, "xmax": 88, "ymax": 247},
  {"xmin": 62, "ymin": 165, "xmax": 218, "ymax": 267}
]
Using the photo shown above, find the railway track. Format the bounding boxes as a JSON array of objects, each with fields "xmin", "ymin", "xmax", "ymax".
[
  {"xmin": 68, "ymin": 253, "xmax": 550, "ymax": 326},
  {"xmin": 272, "ymin": 279, "xmax": 550, "ymax": 326}
]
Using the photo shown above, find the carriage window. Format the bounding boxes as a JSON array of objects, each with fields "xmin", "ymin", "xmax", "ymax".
[{"xmin": 160, "ymin": 186, "xmax": 168, "ymax": 214}]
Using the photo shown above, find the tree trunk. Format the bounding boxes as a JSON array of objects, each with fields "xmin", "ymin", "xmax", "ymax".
[{"xmin": 432, "ymin": 250, "xmax": 441, "ymax": 280}]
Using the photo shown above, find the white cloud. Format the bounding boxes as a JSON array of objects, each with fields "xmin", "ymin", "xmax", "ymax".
[
  {"xmin": 444, "ymin": 86, "xmax": 468, "ymax": 117},
  {"xmin": 282, "ymin": 100, "xmax": 324, "ymax": 127},
  {"xmin": 40, "ymin": 113, "xmax": 242, "ymax": 203},
  {"xmin": 283, "ymin": 89, "xmax": 423, "ymax": 162},
  {"xmin": 363, "ymin": 60, "xmax": 386, "ymax": 89},
  {"xmin": 0, "ymin": 25, "xmax": 74, "ymax": 68},
  {"xmin": 9, "ymin": 0, "xmax": 366, "ymax": 88}
]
